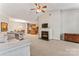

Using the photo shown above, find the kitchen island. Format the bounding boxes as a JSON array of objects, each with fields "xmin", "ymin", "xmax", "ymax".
[{"xmin": 0, "ymin": 39, "xmax": 31, "ymax": 56}]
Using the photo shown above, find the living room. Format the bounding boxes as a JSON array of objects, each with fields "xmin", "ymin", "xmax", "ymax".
[{"xmin": 0, "ymin": 3, "xmax": 79, "ymax": 56}]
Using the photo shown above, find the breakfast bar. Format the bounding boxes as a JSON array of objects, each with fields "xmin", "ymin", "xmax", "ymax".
[{"xmin": 0, "ymin": 39, "xmax": 31, "ymax": 56}]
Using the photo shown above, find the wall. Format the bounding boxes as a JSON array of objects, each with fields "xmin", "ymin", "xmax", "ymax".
[
  {"xmin": 0, "ymin": 16, "xmax": 38, "ymax": 39},
  {"xmin": 0, "ymin": 17, "xmax": 26, "ymax": 32},
  {"xmin": 49, "ymin": 10, "xmax": 61, "ymax": 40},
  {"xmin": 1, "ymin": 9, "xmax": 79, "ymax": 40},
  {"xmin": 9, "ymin": 20, "xmax": 26, "ymax": 32},
  {"xmin": 38, "ymin": 10, "xmax": 61, "ymax": 40},
  {"xmin": 38, "ymin": 9, "xmax": 79, "ymax": 40},
  {"xmin": 61, "ymin": 9, "xmax": 79, "ymax": 34}
]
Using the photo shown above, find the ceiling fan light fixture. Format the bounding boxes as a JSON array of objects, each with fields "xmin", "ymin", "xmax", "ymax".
[
  {"xmin": 31, "ymin": 3, "xmax": 47, "ymax": 13},
  {"xmin": 36, "ymin": 9, "xmax": 42, "ymax": 12}
]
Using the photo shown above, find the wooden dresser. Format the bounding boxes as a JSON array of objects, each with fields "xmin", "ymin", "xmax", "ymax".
[{"xmin": 64, "ymin": 33, "xmax": 79, "ymax": 43}]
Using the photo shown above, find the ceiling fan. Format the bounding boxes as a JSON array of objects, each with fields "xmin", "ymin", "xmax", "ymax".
[{"xmin": 30, "ymin": 3, "xmax": 47, "ymax": 13}]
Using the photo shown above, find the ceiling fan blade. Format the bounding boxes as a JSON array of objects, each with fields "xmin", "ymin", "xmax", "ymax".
[
  {"xmin": 34, "ymin": 3, "xmax": 38, "ymax": 6},
  {"xmin": 36, "ymin": 12, "xmax": 38, "ymax": 14},
  {"xmin": 38, "ymin": 5, "xmax": 41, "ymax": 9},
  {"xmin": 41, "ymin": 10, "xmax": 45, "ymax": 13},
  {"xmin": 43, "ymin": 6, "xmax": 47, "ymax": 8},
  {"xmin": 30, "ymin": 8, "xmax": 35, "ymax": 10}
]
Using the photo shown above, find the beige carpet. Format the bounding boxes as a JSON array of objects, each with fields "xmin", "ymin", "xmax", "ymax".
[{"xmin": 30, "ymin": 39, "xmax": 79, "ymax": 56}]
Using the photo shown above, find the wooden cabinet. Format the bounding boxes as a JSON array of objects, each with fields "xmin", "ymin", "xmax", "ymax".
[{"xmin": 64, "ymin": 33, "xmax": 79, "ymax": 43}]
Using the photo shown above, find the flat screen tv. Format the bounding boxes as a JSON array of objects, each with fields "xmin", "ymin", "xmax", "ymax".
[{"xmin": 42, "ymin": 23, "xmax": 48, "ymax": 28}]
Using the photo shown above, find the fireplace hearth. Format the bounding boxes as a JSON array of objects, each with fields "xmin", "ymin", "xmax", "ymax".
[{"xmin": 41, "ymin": 31, "xmax": 49, "ymax": 41}]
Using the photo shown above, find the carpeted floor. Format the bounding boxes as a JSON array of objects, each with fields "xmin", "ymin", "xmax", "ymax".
[{"xmin": 30, "ymin": 39, "xmax": 79, "ymax": 56}]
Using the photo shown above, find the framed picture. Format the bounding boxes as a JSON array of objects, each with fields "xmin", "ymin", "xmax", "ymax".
[
  {"xmin": 1, "ymin": 22, "xmax": 8, "ymax": 32},
  {"xmin": 27, "ymin": 23, "xmax": 38, "ymax": 35}
]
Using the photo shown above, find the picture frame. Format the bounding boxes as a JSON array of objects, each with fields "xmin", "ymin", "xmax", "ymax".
[{"xmin": 1, "ymin": 22, "xmax": 8, "ymax": 32}]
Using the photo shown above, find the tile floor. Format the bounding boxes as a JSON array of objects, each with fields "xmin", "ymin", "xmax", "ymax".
[{"xmin": 30, "ymin": 39, "xmax": 79, "ymax": 56}]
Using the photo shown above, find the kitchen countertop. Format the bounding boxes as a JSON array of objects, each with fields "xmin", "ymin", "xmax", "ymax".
[{"xmin": 0, "ymin": 39, "xmax": 31, "ymax": 54}]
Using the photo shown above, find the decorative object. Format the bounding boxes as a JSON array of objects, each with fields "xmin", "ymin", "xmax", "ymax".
[
  {"xmin": 1, "ymin": 22, "xmax": 8, "ymax": 32},
  {"xmin": 30, "ymin": 3, "xmax": 47, "ymax": 13},
  {"xmin": 27, "ymin": 23, "xmax": 38, "ymax": 35},
  {"xmin": 30, "ymin": 24, "xmax": 38, "ymax": 34}
]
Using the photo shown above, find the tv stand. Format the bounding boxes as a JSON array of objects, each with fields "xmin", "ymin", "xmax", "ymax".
[{"xmin": 64, "ymin": 33, "xmax": 79, "ymax": 43}]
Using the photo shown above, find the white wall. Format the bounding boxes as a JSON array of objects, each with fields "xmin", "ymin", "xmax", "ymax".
[
  {"xmin": 38, "ymin": 9, "xmax": 79, "ymax": 40},
  {"xmin": 0, "ymin": 16, "xmax": 38, "ymax": 39},
  {"xmin": 61, "ymin": 9, "xmax": 79, "ymax": 34},
  {"xmin": 50, "ymin": 10, "xmax": 61, "ymax": 40},
  {"xmin": 9, "ymin": 21, "xmax": 26, "ymax": 32},
  {"xmin": 38, "ymin": 10, "xmax": 61, "ymax": 40},
  {"xmin": 0, "ymin": 17, "xmax": 26, "ymax": 32}
]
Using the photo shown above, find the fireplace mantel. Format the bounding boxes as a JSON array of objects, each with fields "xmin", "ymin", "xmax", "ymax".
[{"xmin": 41, "ymin": 31, "xmax": 49, "ymax": 41}]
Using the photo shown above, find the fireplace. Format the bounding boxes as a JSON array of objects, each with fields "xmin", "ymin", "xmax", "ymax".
[{"xmin": 41, "ymin": 31, "xmax": 49, "ymax": 41}]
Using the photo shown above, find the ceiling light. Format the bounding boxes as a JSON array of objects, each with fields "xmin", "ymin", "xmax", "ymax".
[
  {"xmin": 36, "ymin": 9, "xmax": 41, "ymax": 12},
  {"xmin": 13, "ymin": 19, "xmax": 29, "ymax": 23}
]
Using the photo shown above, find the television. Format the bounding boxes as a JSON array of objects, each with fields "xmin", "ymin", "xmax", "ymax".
[{"xmin": 42, "ymin": 23, "xmax": 48, "ymax": 28}]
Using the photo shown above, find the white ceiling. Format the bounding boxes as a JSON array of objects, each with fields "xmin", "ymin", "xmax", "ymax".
[
  {"xmin": 46, "ymin": 3, "xmax": 79, "ymax": 10},
  {"xmin": 0, "ymin": 3, "xmax": 79, "ymax": 21}
]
